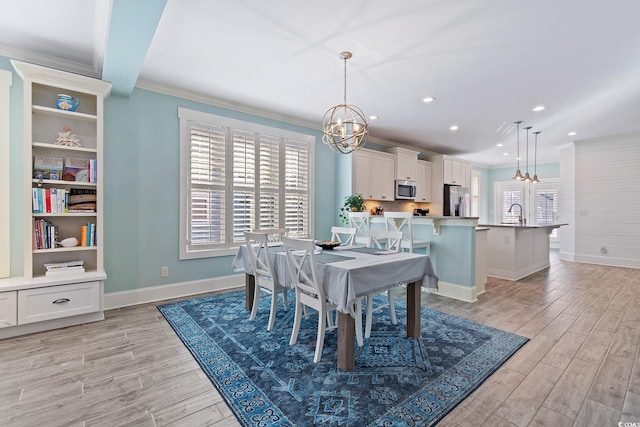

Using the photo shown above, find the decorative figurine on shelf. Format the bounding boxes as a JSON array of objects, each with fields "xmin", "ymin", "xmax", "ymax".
[
  {"xmin": 55, "ymin": 125, "xmax": 82, "ymax": 147},
  {"xmin": 56, "ymin": 94, "xmax": 80, "ymax": 111}
]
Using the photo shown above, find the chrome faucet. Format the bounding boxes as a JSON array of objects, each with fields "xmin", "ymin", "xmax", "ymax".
[{"xmin": 508, "ymin": 203, "xmax": 526, "ymax": 225}]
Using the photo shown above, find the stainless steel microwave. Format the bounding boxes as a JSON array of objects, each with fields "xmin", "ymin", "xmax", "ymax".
[{"xmin": 395, "ymin": 180, "xmax": 416, "ymax": 200}]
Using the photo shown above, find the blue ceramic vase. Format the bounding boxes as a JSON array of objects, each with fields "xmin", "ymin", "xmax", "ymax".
[{"xmin": 56, "ymin": 94, "xmax": 80, "ymax": 111}]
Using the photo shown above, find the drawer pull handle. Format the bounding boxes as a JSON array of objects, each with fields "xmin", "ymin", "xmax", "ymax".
[{"xmin": 52, "ymin": 298, "xmax": 70, "ymax": 304}]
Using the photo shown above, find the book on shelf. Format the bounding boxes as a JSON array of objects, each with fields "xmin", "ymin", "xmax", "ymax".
[
  {"xmin": 32, "ymin": 188, "xmax": 69, "ymax": 213},
  {"xmin": 69, "ymin": 188, "xmax": 97, "ymax": 212},
  {"xmin": 44, "ymin": 260, "xmax": 84, "ymax": 270},
  {"xmin": 80, "ymin": 223, "xmax": 97, "ymax": 247},
  {"xmin": 63, "ymin": 157, "xmax": 89, "ymax": 182},
  {"xmin": 32, "ymin": 218, "xmax": 58, "ymax": 250},
  {"xmin": 45, "ymin": 266, "xmax": 85, "ymax": 277},
  {"xmin": 33, "ymin": 155, "xmax": 64, "ymax": 180}
]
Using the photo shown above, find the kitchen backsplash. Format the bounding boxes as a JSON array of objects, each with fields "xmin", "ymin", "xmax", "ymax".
[{"xmin": 364, "ymin": 199, "xmax": 431, "ymax": 215}]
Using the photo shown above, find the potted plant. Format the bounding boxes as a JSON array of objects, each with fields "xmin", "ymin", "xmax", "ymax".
[{"xmin": 339, "ymin": 193, "xmax": 366, "ymax": 224}]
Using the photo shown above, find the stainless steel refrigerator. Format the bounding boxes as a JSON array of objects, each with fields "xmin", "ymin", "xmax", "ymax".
[{"xmin": 443, "ymin": 184, "xmax": 470, "ymax": 216}]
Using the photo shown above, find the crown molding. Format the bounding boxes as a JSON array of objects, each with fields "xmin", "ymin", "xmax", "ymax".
[{"xmin": 0, "ymin": 45, "xmax": 99, "ymax": 79}]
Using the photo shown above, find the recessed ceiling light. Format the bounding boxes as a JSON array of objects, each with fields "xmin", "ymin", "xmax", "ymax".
[
  {"xmin": 502, "ymin": 152, "xmax": 509, "ymax": 156},
  {"xmin": 369, "ymin": 115, "xmax": 378, "ymax": 120},
  {"xmin": 496, "ymin": 143, "xmax": 504, "ymax": 147},
  {"xmin": 532, "ymin": 105, "xmax": 545, "ymax": 112},
  {"xmin": 449, "ymin": 125, "xmax": 459, "ymax": 131},
  {"xmin": 568, "ymin": 131, "xmax": 577, "ymax": 136},
  {"xmin": 422, "ymin": 96, "xmax": 436, "ymax": 103}
]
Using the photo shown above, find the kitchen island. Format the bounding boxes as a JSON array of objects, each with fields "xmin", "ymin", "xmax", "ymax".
[
  {"xmin": 479, "ymin": 223, "xmax": 567, "ymax": 280},
  {"xmin": 369, "ymin": 216, "xmax": 485, "ymax": 302}
]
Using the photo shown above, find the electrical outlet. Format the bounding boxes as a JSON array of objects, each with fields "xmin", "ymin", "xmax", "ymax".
[{"xmin": 161, "ymin": 266, "xmax": 169, "ymax": 277}]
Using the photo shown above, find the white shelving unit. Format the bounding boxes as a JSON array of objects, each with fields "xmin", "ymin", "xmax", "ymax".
[{"xmin": 0, "ymin": 60, "xmax": 111, "ymax": 338}]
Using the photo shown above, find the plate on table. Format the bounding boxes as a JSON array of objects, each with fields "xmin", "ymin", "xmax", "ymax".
[{"xmin": 315, "ymin": 240, "xmax": 341, "ymax": 250}]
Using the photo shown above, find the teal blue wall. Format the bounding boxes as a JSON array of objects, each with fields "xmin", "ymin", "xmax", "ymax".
[{"xmin": 3, "ymin": 57, "xmax": 338, "ymax": 293}]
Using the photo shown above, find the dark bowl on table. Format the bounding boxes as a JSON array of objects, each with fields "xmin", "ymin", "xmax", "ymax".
[{"xmin": 315, "ymin": 240, "xmax": 341, "ymax": 250}]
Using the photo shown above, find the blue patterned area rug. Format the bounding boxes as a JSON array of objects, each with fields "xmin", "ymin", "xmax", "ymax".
[{"xmin": 157, "ymin": 291, "xmax": 528, "ymax": 426}]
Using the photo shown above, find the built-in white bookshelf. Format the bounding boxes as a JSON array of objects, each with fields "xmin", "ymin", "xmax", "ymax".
[{"xmin": 0, "ymin": 60, "xmax": 111, "ymax": 338}]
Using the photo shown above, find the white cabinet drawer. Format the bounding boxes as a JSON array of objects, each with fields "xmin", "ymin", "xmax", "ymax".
[
  {"xmin": 18, "ymin": 282, "xmax": 100, "ymax": 324},
  {"xmin": 0, "ymin": 291, "xmax": 17, "ymax": 328}
]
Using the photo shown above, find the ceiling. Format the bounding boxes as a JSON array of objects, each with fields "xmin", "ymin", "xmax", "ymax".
[{"xmin": 2, "ymin": 0, "xmax": 640, "ymax": 168}]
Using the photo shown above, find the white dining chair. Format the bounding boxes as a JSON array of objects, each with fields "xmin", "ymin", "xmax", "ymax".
[
  {"xmin": 252, "ymin": 227, "xmax": 287, "ymax": 243},
  {"xmin": 348, "ymin": 211, "xmax": 371, "ymax": 245},
  {"xmin": 330, "ymin": 226, "xmax": 357, "ymax": 245},
  {"xmin": 244, "ymin": 231, "xmax": 289, "ymax": 331},
  {"xmin": 364, "ymin": 229, "xmax": 403, "ymax": 338},
  {"xmin": 283, "ymin": 237, "xmax": 338, "ymax": 363},
  {"xmin": 383, "ymin": 211, "xmax": 430, "ymax": 253}
]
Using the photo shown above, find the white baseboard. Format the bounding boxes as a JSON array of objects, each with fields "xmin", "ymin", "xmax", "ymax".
[
  {"xmin": 571, "ymin": 254, "xmax": 640, "ymax": 269},
  {"xmin": 429, "ymin": 280, "xmax": 477, "ymax": 303},
  {"xmin": 104, "ymin": 274, "xmax": 245, "ymax": 310}
]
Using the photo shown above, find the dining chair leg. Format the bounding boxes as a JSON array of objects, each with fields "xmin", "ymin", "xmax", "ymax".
[
  {"xmin": 282, "ymin": 287, "xmax": 289, "ymax": 310},
  {"xmin": 250, "ymin": 284, "xmax": 261, "ymax": 321},
  {"xmin": 314, "ymin": 310, "xmax": 327, "ymax": 363},
  {"xmin": 290, "ymin": 300, "xmax": 303, "ymax": 345},
  {"xmin": 267, "ymin": 290, "xmax": 278, "ymax": 331},
  {"xmin": 388, "ymin": 290, "xmax": 398, "ymax": 325},
  {"xmin": 365, "ymin": 295, "xmax": 374, "ymax": 339}
]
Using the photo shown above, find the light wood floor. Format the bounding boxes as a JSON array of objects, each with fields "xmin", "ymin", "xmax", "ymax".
[{"xmin": 1, "ymin": 252, "xmax": 639, "ymax": 426}]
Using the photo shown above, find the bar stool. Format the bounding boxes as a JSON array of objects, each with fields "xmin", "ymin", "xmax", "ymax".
[
  {"xmin": 348, "ymin": 212, "xmax": 371, "ymax": 245},
  {"xmin": 383, "ymin": 211, "xmax": 430, "ymax": 253}
]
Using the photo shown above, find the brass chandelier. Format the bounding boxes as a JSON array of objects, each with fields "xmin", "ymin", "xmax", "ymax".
[{"xmin": 322, "ymin": 52, "xmax": 368, "ymax": 154}]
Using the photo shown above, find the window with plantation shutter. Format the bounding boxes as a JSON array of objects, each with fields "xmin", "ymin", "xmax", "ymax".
[
  {"xmin": 470, "ymin": 171, "xmax": 480, "ymax": 217},
  {"xmin": 502, "ymin": 189, "xmax": 523, "ymax": 223},
  {"xmin": 179, "ymin": 108, "xmax": 315, "ymax": 259}
]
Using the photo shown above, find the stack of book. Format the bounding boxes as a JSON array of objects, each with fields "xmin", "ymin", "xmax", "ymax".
[
  {"xmin": 44, "ymin": 260, "xmax": 85, "ymax": 277},
  {"xmin": 69, "ymin": 188, "xmax": 97, "ymax": 212}
]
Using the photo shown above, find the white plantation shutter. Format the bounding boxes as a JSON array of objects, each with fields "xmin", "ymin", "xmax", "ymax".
[
  {"xmin": 536, "ymin": 188, "xmax": 558, "ymax": 238},
  {"xmin": 258, "ymin": 136, "xmax": 281, "ymax": 230},
  {"xmin": 232, "ymin": 131, "xmax": 256, "ymax": 242},
  {"xmin": 179, "ymin": 108, "xmax": 314, "ymax": 258},
  {"xmin": 188, "ymin": 123, "xmax": 226, "ymax": 249},
  {"xmin": 284, "ymin": 141, "xmax": 310, "ymax": 237},
  {"xmin": 470, "ymin": 171, "xmax": 480, "ymax": 217}
]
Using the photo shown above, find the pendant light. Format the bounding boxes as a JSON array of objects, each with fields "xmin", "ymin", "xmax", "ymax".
[
  {"xmin": 523, "ymin": 126, "xmax": 532, "ymax": 182},
  {"xmin": 512, "ymin": 121, "xmax": 524, "ymax": 180},
  {"xmin": 322, "ymin": 51, "xmax": 368, "ymax": 154},
  {"xmin": 532, "ymin": 131, "xmax": 541, "ymax": 183}
]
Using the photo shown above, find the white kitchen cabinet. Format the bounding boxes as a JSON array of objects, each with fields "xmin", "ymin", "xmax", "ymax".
[
  {"xmin": 353, "ymin": 149, "xmax": 395, "ymax": 201},
  {"xmin": 415, "ymin": 160, "xmax": 432, "ymax": 202},
  {"xmin": 0, "ymin": 291, "xmax": 17, "ymax": 328},
  {"xmin": 385, "ymin": 147, "xmax": 419, "ymax": 181},
  {"xmin": 443, "ymin": 157, "xmax": 471, "ymax": 187}
]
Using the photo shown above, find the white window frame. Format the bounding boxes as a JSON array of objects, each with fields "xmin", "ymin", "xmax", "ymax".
[
  {"xmin": 178, "ymin": 107, "xmax": 315, "ymax": 259},
  {"xmin": 494, "ymin": 178, "xmax": 560, "ymax": 243},
  {"xmin": 470, "ymin": 170, "xmax": 481, "ymax": 218}
]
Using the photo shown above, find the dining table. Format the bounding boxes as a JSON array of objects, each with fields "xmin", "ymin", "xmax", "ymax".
[{"xmin": 232, "ymin": 243, "xmax": 439, "ymax": 371}]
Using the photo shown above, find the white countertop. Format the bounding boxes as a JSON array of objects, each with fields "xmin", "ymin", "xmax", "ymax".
[{"xmin": 478, "ymin": 223, "xmax": 568, "ymax": 229}]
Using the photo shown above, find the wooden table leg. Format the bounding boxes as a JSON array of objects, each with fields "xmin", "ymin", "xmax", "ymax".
[
  {"xmin": 245, "ymin": 273, "xmax": 255, "ymax": 311},
  {"xmin": 337, "ymin": 311, "xmax": 355, "ymax": 371},
  {"xmin": 406, "ymin": 281, "xmax": 421, "ymax": 338}
]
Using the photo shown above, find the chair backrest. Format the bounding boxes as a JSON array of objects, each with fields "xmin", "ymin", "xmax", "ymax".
[
  {"xmin": 282, "ymin": 237, "xmax": 326, "ymax": 301},
  {"xmin": 367, "ymin": 229, "xmax": 403, "ymax": 252},
  {"xmin": 244, "ymin": 231, "xmax": 277, "ymax": 281},
  {"xmin": 330, "ymin": 226, "xmax": 356, "ymax": 245},
  {"xmin": 348, "ymin": 212, "xmax": 371, "ymax": 243},
  {"xmin": 383, "ymin": 211, "xmax": 414, "ymax": 246},
  {"xmin": 253, "ymin": 227, "xmax": 287, "ymax": 243}
]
